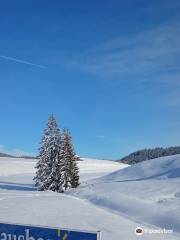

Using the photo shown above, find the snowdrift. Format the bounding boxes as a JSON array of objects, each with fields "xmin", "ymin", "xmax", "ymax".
[{"xmin": 71, "ymin": 154, "xmax": 180, "ymax": 234}]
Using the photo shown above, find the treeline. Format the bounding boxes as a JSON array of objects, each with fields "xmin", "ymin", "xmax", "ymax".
[
  {"xmin": 118, "ymin": 146, "xmax": 180, "ymax": 165},
  {"xmin": 0, "ymin": 152, "xmax": 37, "ymax": 159},
  {"xmin": 0, "ymin": 153, "xmax": 14, "ymax": 158}
]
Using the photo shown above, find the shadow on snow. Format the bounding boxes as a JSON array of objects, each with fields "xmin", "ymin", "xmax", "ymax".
[{"xmin": 0, "ymin": 181, "xmax": 36, "ymax": 191}]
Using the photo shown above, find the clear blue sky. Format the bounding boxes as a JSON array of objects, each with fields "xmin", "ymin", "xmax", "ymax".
[{"xmin": 0, "ymin": 0, "xmax": 180, "ymax": 159}]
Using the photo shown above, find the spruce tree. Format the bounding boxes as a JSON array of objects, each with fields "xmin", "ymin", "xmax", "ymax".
[
  {"xmin": 61, "ymin": 129, "xmax": 80, "ymax": 190},
  {"xmin": 46, "ymin": 149, "xmax": 65, "ymax": 192},
  {"xmin": 34, "ymin": 114, "xmax": 62, "ymax": 191},
  {"xmin": 34, "ymin": 115, "xmax": 80, "ymax": 193}
]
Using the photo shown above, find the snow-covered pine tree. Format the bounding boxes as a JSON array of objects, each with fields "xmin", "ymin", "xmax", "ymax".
[
  {"xmin": 61, "ymin": 129, "xmax": 80, "ymax": 190},
  {"xmin": 34, "ymin": 114, "xmax": 63, "ymax": 191},
  {"xmin": 46, "ymin": 149, "xmax": 65, "ymax": 192}
]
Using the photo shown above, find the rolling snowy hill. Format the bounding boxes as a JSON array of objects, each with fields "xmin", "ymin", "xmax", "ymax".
[
  {"xmin": 0, "ymin": 155, "xmax": 180, "ymax": 239},
  {"xmin": 71, "ymin": 154, "xmax": 180, "ymax": 238}
]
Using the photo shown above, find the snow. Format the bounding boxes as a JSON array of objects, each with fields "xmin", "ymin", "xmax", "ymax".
[
  {"xmin": 79, "ymin": 157, "xmax": 127, "ymax": 181},
  {"xmin": 71, "ymin": 155, "xmax": 180, "ymax": 239},
  {"xmin": 0, "ymin": 155, "xmax": 180, "ymax": 239}
]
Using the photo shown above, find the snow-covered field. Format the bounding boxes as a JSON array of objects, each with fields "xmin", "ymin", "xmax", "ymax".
[{"xmin": 0, "ymin": 156, "xmax": 180, "ymax": 239}]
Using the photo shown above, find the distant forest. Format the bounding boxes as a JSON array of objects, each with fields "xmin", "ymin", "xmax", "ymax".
[
  {"xmin": 0, "ymin": 152, "xmax": 37, "ymax": 159},
  {"xmin": 118, "ymin": 146, "xmax": 180, "ymax": 165},
  {"xmin": 0, "ymin": 152, "xmax": 14, "ymax": 158}
]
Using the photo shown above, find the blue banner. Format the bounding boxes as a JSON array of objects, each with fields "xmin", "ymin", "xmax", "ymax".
[{"xmin": 0, "ymin": 222, "xmax": 100, "ymax": 240}]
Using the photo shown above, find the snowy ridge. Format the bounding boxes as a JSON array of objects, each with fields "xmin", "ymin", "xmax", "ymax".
[{"xmin": 100, "ymin": 154, "xmax": 180, "ymax": 182}]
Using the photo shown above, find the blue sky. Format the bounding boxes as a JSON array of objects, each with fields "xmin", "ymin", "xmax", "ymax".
[{"xmin": 0, "ymin": 0, "xmax": 180, "ymax": 159}]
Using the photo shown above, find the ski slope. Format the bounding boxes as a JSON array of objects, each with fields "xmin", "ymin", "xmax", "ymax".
[{"xmin": 0, "ymin": 156, "xmax": 180, "ymax": 239}]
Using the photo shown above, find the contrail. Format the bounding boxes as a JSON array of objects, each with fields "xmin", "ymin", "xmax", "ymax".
[{"xmin": 0, "ymin": 55, "xmax": 46, "ymax": 69}]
